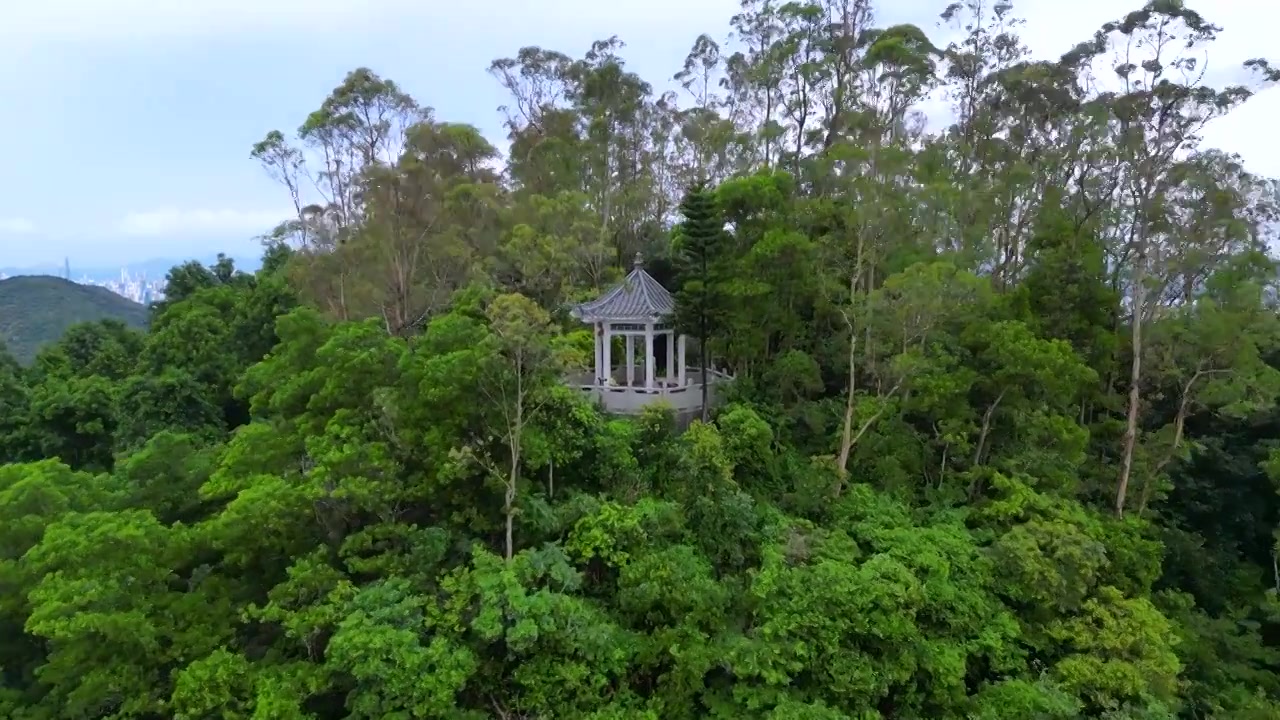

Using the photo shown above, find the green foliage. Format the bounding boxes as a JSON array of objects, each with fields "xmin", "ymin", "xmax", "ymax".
[{"xmin": 5, "ymin": 3, "xmax": 1280, "ymax": 717}]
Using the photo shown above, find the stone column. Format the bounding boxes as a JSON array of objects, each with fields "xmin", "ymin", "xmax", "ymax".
[
  {"xmin": 601, "ymin": 323, "xmax": 612, "ymax": 386},
  {"xmin": 644, "ymin": 323, "xmax": 655, "ymax": 391},
  {"xmin": 594, "ymin": 323, "xmax": 603, "ymax": 383},
  {"xmin": 625, "ymin": 335, "xmax": 635, "ymax": 386},
  {"xmin": 677, "ymin": 335, "xmax": 687, "ymax": 386},
  {"xmin": 665, "ymin": 331, "xmax": 674, "ymax": 384}
]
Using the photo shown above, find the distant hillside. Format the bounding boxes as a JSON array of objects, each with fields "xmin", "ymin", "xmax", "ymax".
[{"xmin": 0, "ymin": 276, "xmax": 148, "ymax": 364}]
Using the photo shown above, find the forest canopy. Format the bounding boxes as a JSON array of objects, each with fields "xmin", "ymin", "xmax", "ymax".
[{"xmin": 3, "ymin": 0, "xmax": 1280, "ymax": 717}]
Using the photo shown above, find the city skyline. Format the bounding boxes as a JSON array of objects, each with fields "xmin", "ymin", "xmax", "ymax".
[
  {"xmin": 1, "ymin": 252, "xmax": 259, "ymax": 275},
  {"xmin": 74, "ymin": 268, "xmax": 167, "ymax": 305},
  {"xmin": 0, "ymin": 265, "xmax": 164, "ymax": 305},
  {"xmin": 0, "ymin": 253, "xmax": 261, "ymax": 304}
]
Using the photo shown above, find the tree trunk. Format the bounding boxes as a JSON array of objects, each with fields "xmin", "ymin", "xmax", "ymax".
[
  {"xmin": 504, "ymin": 480, "xmax": 516, "ymax": 561},
  {"xmin": 972, "ymin": 389, "xmax": 1006, "ymax": 468},
  {"xmin": 835, "ymin": 378, "xmax": 903, "ymax": 497},
  {"xmin": 836, "ymin": 239, "xmax": 866, "ymax": 483},
  {"xmin": 505, "ymin": 385, "xmax": 524, "ymax": 561},
  {"xmin": 1117, "ymin": 246, "xmax": 1147, "ymax": 518},
  {"xmin": 835, "ymin": 308, "xmax": 858, "ymax": 481},
  {"xmin": 1138, "ymin": 369, "xmax": 1219, "ymax": 516},
  {"xmin": 504, "ymin": 441, "xmax": 519, "ymax": 562},
  {"xmin": 699, "ymin": 337, "xmax": 709, "ymax": 422},
  {"xmin": 1273, "ymin": 552, "xmax": 1279, "ymax": 594}
]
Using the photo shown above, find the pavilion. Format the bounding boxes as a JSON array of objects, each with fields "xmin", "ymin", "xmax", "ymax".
[{"xmin": 566, "ymin": 253, "xmax": 730, "ymax": 416}]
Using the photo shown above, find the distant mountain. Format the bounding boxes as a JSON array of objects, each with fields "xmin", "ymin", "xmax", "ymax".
[{"xmin": 0, "ymin": 276, "xmax": 149, "ymax": 364}]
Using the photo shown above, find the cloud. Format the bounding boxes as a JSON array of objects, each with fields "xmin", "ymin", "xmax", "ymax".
[
  {"xmin": 117, "ymin": 208, "xmax": 289, "ymax": 238},
  {"xmin": 0, "ymin": 217, "xmax": 36, "ymax": 234}
]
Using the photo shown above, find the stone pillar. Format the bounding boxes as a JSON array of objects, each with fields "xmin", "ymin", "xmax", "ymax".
[
  {"xmin": 594, "ymin": 323, "xmax": 603, "ymax": 383},
  {"xmin": 677, "ymin": 335, "xmax": 687, "ymax": 386},
  {"xmin": 601, "ymin": 323, "xmax": 612, "ymax": 386},
  {"xmin": 644, "ymin": 323, "xmax": 655, "ymax": 391},
  {"xmin": 665, "ymin": 331, "xmax": 674, "ymax": 384},
  {"xmin": 625, "ymin": 335, "xmax": 635, "ymax": 386}
]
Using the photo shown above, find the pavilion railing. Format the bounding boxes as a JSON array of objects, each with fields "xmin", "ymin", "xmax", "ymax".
[{"xmin": 563, "ymin": 366, "xmax": 731, "ymax": 394}]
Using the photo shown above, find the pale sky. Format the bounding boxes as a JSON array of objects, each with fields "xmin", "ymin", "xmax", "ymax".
[{"xmin": 0, "ymin": 0, "xmax": 1275, "ymax": 268}]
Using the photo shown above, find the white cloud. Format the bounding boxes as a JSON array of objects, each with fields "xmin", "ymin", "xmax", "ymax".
[
  {"xmin": 117, "ymin": 208, "xmax": 289, "ymax": 237},
  {"xmin": 0, "ymin": 217, "xmax": 36, "ymax": 234}
]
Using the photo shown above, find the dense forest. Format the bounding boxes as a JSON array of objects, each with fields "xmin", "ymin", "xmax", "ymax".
[{"xmin": 3, "ymin": 0, "xmax": 1280, "ymax": 717}]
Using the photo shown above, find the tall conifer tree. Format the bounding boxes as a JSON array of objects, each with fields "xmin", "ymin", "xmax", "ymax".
[{"xmin": 672, "ymin": 181, "xmax": 730, "ymax": 420}]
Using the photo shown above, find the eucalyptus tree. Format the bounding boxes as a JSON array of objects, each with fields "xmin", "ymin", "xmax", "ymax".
[{"xmin": 1096, "ymin": 2, "xmax": 1279, "ymax": 516}]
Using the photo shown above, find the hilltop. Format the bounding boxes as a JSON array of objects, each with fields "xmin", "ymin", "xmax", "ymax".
[{"xmin": 0, "ymin": 275, "xmax": 148, "ymax": 364}]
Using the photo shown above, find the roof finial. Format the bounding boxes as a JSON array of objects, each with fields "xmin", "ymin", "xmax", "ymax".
[{"xmin": 632, "ymin": 251, "xmax": 644, "ymax": 270}]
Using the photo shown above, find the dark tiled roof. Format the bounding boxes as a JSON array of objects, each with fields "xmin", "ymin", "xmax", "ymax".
[{"xmin": 572, "ymin": 253, "xmax": 674, "ymax": 322}]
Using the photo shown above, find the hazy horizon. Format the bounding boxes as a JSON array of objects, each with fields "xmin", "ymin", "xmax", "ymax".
[{"xmin": 1, "ymin": 252, "xmax": 261, "ymax": 276}]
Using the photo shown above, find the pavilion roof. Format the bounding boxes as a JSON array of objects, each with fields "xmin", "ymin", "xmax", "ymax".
[{"xmin": 572, "ymin": 253, "xmax": 674, "ymax": 323}]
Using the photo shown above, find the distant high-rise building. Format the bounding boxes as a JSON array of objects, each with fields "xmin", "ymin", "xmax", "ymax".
[{"xmin": 63, "ymin": 257, "xmax": 70, "ymax": 280}]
